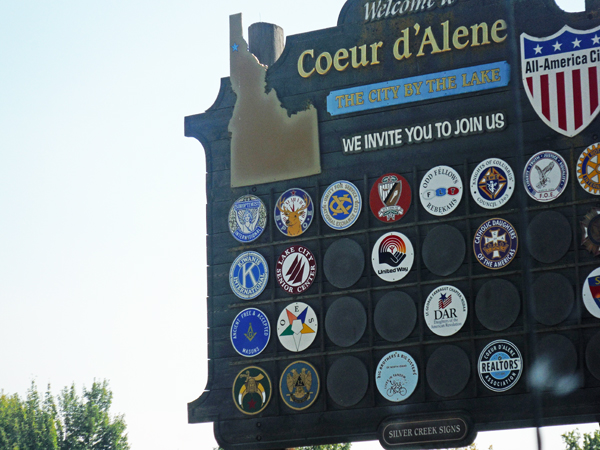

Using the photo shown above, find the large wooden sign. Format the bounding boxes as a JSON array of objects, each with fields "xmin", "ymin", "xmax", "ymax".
[{"xmin": 185, "ymin": 0, "xmax": 600, "ymax": 448}]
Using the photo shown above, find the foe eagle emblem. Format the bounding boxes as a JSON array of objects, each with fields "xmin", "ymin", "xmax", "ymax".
[
  {"xmin": 521, "ymin": 25, "xmax": 600, "ymax": 137},
  {"xmin": 232, "ymin": 366, "xmax": 272, "ymax": 415},
  {"xmin": 280, "ymin": 361, "xmax": 319, "ymax": 410}
]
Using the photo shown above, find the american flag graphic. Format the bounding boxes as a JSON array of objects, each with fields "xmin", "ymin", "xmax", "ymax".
[
  {"xmin": 521, "ymin": 25, "xmax": 600, "ymax": 138},
  {"xmin": 439, "ymin": 294, "xmax": 452, "ymax": 310}
]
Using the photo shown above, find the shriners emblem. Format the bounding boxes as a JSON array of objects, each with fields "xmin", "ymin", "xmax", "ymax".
[
  {"xmin": 232, "ymin": 366, "xmax": 272, "ymax": 415},
  {"xmin": 577, "ymin": 143, "xmax": 600, "ymax": 195},
  {"xmin": 280, "ymin": 361, "xmax": 320, "ymax": 410},
  {"xmin": 370, "ymin": 173, "xmax": 411, "ymax": 223},
  {"xmin": 581, "ymin": 207, "xmax": 600, "ymax": 256},
  {"xmin": 274, "ymin": 188, "xmax": 314, "ymax": 236}
]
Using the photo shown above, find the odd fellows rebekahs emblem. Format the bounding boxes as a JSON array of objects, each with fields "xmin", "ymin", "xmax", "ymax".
[
  {"xmin": 581, "ymin": 207, "xmax": 600, "ymax": 256},
  {"xmin": 274, "ymin": 188, "xmax": 314, "ymax": 237},
  {"xmin": 280, "ymin": 361, "xmax": 320, "ymax": 410},
  {"xmin": 277, "ymin": 302, "xmax": 318, "ymax": 353},
  {"xmin": 369, "ymin": 173, "xmax": 411, "ymax": 223},
  {"xmin": 521, "ymin": 24, "xmax": 600, "ymax": 137},
  {"xmin": 232, "ymin": 366, "xmax": 272, "ymax": 415},
  {"xmin": 473, "ymin": 218, "xmax": 518, "ymax": 270},
  {"xmin": 577, "ymin": 143, "xmax": 600, "ymax": 195}
]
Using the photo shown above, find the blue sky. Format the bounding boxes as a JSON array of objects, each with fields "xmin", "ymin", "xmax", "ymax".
[{"xmin": 0, "ymin": 0, "xmax": 593, "ymax": 449}]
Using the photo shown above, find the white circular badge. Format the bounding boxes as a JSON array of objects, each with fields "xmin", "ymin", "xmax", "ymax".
[
  {"xmin": 582, "ymin": 267, "xmax": 600, "ymax": 319},
  {"xmin": 424, "ymin": 285, "xmax": 468, "ymax": 336},
  {"xmin": 321, "ymin": 180, "xmax": 361, "ymax": 230},
  {"xmin": 376, "ymin": 351, "xmax": 418, "ymax": 402},
  {"xmin": 523, "ymin": 151, "xmax": 568, "ymax": 202},
  {"xmin": 371, "ymin": 232, "xmax": 414, "ymax": 282},
  {"xmin": 470, "ymin": 158, "xmax": 515, "ymax": 209},
  {"xmin": 420, "ymin": 166, "xmax": 463, "ymax": 216},
  {"xmin": 277, "ymin": 302, "xmax": 318, "ymax": 352}
]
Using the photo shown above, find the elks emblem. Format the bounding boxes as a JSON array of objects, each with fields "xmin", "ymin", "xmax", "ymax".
[
  {"xmin": 280, "ymin": 361, "xmax": 320, "ymax": 410},
  {"xmin": 274, "ymin": 188, "xmax": 314, "ymax": 237},
  {"xmin": 232, "ymin": 366, "xmax": 272, "ymax": 415},
  {"xmin": 581, "ymin": 207, "xmax": 600, "ymax": 256},
  {"xmin": 521, "ymin": 25, "xmax": 600, "ymax": 137}
]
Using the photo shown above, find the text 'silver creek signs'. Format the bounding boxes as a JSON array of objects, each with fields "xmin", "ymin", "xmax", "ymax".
[{"xmin": 184, "ymin": 0, "xmax": 600, "ymax": 449}]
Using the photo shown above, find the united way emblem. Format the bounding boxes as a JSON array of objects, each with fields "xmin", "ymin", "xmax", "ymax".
[
  {"xmin": 230, "ymin": 308, "xmax": 271, "ymax": 357},
  {"xmin": 274, "ymin": 188, "xmax": 314, "ymax": 237},
  {"xmin": 229, "ymin": 251, "xmax": 269, "ymax": 300},
  {"xmin": 577, "ymin": 143, "xmax": 600, "ymax": 195},
  {"xmin": 228, "ymin": 195, "xmax": 267, "ymax": 243},
  {"xmin": 473, "ymin": 218, "xmax": 518, "ymax": 270},
  {"xmin": 321, "ymin": 181, "xmax": 361, "ymax": 230},
  {"xmin": 232, "ymin": 366, "xmax": 272, "ymax": 415},
  {"xmin": 521, "ymin": 25, "xmax": 600, "ymax": 137},
  {"xmin": 280, "ymin": 361, "xmax": 320, "ymax": 410},
  {"xmin": 277, "ymin": 302, "xmax": 318, "ymax": 352},
  {"xmin": 369, "ymin": 173, "xmax": 411, "ymax": 223},
  {"xmin": 371, "ymin": 232, "xmax": 414, "ymax": 282}
]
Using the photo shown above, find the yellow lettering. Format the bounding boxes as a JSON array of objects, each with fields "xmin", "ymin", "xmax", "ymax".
[
  {"xmin": 333, "ymin": 48, "xmax": 349, "ymax": 71},
  {"xmin": 471, "ymin": 23, "xmax": 490, "ymax": 47},
  {"xmin": 393, "ymin": 28, "xmax": 412, "ymax": 61},
  {"xmin": 297, "ymin": 49, "xmax": 315, "ymax": 78},
  {"xmin": 491, "ymin": 68, "xmax": 501, "ymax": 82},
  {"xmin": 335, "ymin": 95, "xmax": 344, "ymax": 109},
  {"xmin": 418, "ymin": 27, "xmax": 442, "ymax": 56},
  {"xmin": 316, "ymin": 52, "xmax": 333, "ymax": 75},
  {"xmin": 491, "ymin": 20, "xmax": 508, "ymax": 43},
  {"xmin": 370, "ymin": 41, "xmax": 384, "ymax": 65},
  {"xmin": 350, "ymin": 45, "xmax": 369, "ymax": 68},
  {"xmin": 453, "ymin": 26, "xmax": 470, "ymax": 50}
]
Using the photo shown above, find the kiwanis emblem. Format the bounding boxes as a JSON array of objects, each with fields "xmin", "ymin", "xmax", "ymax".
[
  {"xmin": 523, "ymin": 151, "xmax": 569, "ymax": 202},
  {"xmin": 232, "ymin": 366, "xmax": 272, "ymax": 415},
  {"xmin": 277, "ymin": 302, "xmax": 318, "ymax": 352},
  {"xmin": 369, "ymin": 173, "xmax": 411, "ymax": 223},
  {"xmin": 230, "ymin": 308, "xmax": 271, "ymax": 357},
  {"xmin": 521, "ymin": 25, "xmax": 600, "ymax": 137},
  {"xmin": 473, "ymin": 218, "xmax": 518, "ymax": 270},
  {"xmin": 581, "ymin": 207, "xmax": 600, "ymax": 256},
  {"xmin": 470, "ymin": 159, "xmax": 515, "ymax": 209},
  {"xmin": 577, "ymin": 143, "xmax": 600, "ymax": 195},
  {"xmin": 321, "ymin": 181, "xmax": 361, "ymax": 230},
  {"xmin": 274, "ymin": 188, "xmax": 314, "ymax": 236},
  {"xmin": 228, "ymin": 195, "xmax": 267, "ymax": 243},
  {"xmin": 229, "ymin": 251, "xmax": 269, "ymax": 300},
  {"xmin": 280, "ymin": 361, "xmax": 320, "ymax": 410},
  {"xmin": 276, "ymin": 246, "xmax": 317, "ymax": 295}
]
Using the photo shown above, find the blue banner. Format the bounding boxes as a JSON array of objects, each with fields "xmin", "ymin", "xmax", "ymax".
[{"xmin": 327, "ymin": 61, "xmax": 511, "ymax": 116}]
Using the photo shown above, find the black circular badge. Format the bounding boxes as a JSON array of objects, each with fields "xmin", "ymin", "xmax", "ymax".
[
  {"xmin": 327, "ymin": 356, "xmax": 369, "ymax": 407},
  {"xmin": 422, "ymin": 225, "xmax": 466, "ymax": 276},
  {"xmin": 325, "ymin": 297, "xmax": 367, "ymax": 348},
  {"xmin": 323, "ymin": 238, "xmax": 365, "ymax": 289}
]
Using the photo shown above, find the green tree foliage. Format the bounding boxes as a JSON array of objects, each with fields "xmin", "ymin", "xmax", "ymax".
[
  {"xmin": 563, "ymin": 428, "xmax": 600, "ymax": 450},
  {"xmin": 0, "ymin": 380, "xmax": 129, "ymax": 450}
]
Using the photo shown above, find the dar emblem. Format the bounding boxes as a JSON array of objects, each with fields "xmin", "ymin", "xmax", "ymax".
[
  {"xmin": 521, "ymin": 25, "xmax": 600, "ymax": 137},
  {"xmin": 369, "ymin": 173, "xmax": 411, "ymax": 223},
  {"xmin": 280, "ymin": 361, "xmax": 320, "ymax": 410},
  {"xmin": 232, "ymin": 366, "xmax": 272, "ymax": 415},
  {"xmin": 277, "ymin": 302, "xmax": 318, "ymax": 352},
  {"xmin": 577, "ymin": 143, "xmax": 600, "ymax": 195}
]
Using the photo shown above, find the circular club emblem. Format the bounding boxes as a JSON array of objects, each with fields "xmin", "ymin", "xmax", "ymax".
[
  {"xmin": 478, "ymin": 340, "xmax": 522, "ymax": 392},
  {"xmin": 230, "ymin": 252, "xmax": 269, "ymax": 300},
  {"xmin": 470, "ymin": 158, "xmax": 515, "ymax": 209},
  {"xmin": 371, "ymin": 232, "xmax": 414, "ymax": 282},
  {"xmin": 581, "ymin": 208, "xmax": 600, "ymax": 256},
  {"xmin": 376, "ymin": 351, "xmax": 418, "ymax": 402},
  {"xmin": 228, "ymin": 195, "xmax": 267, "ymax": 243},
  {"xmin": 577, "ymin": 143, "xmax": 600, "ymax": 195},
  {"xmin": 274, "ymin": 188, "xmax": 314, "ymax": 236},
  {"xmin": 523, "ymin": 151, "xmax": 568, "ymax": 202},
  {"xmin": 582, "ymin": 267, "xmax": 600, "ymax": 319},
  {"xmin": 280, "ymin": 361, "xmax": 320, "ymax": 410},
  {"xmin": 419, "ymin": 166, "xmax": 463, "ymax": 216},
  {"xmin": 321, "ymin": 181, "xmax": 361, "ymax": 230},
  {"xmin": 369, "ymin": 173, "xmax": 411, "ymax": 223},
  {"xmin": 276, "ymin": 246, "xmax": 317, "ymax": 295},
  {"xmin": 232, "ymin": 366, "xmax": 272, "ymax": 415},
  {"xmin": 231, "ymin": 308, "xmax": 271, "ymax": 358},
  {"xmin": 473, "ymin": 218, "xmax": 518, "ymax": 270},
  {"xmin": 424, "ymin": 285, "xmax": 468, "ymax": 337},
  {"xmin": 277, "ymin": 302, "xmax": 318, "ymax": 352}
]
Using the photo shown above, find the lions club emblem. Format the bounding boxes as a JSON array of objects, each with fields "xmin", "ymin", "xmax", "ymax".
[
  {"xmin": 274, "ymin": 188, "xmax": 314, "ymax": 236},
  {"xmin": 280, "ymin": 361, "xmax": 320, "ymax": 410},
  {"xmin": 369, "ymin": 173, "xmax": 411, "ymax": 223},
  {"xmin": 232, "ymin": 366, "xmax": 272, "ymax": 415}
]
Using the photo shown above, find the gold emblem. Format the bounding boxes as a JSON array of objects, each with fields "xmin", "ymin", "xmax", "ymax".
[
  {"xmin": 329, "ymin": 195, "xmax": 352, "ymax": 216},
  {"xmin": 232, "ymin": 367, "xmax": 272, "ymax": 415},
  {"xmin": 286, "ymin": 368, "xmax": 313, "ymax": 404},
  {"xmin": 244, "ymin": 323, "xmax": 257, "ymax": 341},
  {"xmin": 280, "ymin": 361, "xmax": 320, "ymax": 411}
]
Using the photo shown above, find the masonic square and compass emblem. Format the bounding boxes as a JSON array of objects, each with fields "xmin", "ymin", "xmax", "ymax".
[{"xmin": 521, "ymin": 24, "xmax": 600, "ymax": 137}]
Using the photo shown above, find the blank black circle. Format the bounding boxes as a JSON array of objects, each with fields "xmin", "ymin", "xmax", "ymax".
[
  {"xmin": 374, "ymin": 291, "xmax": 416, "ymax": 342},
  {"xmin": 532, "ymin": 273, "xmax": 574, "ymax": 326},
  {"xmin": 327, "ymin": 356, "xmax": 369, "ymax": 407},
  {"xmin": 422, "ymin": 225, "xmax": 466, "ymax": 276},
  {"xmin": 537, "ymin": 334, "xmax": 578, "ymax": 377},
  {"xmin": 476, "ymin": 279, "xmax": 521, "ymax": 331},
  {"xmin": 325, "ymin": 297, "xmax": 367, "ymax": 347},
  {"xmin": 527, "ymin": 211, "xmax": 571, "ymax": 263},
  {"xmin": 323, "ymin": 238, "xmax": 365, "ymax": 289},
  {"xmin": 586, "ymin": 331, "xmax": 600, "ymax": 381},
  {"xmin": 426, "ymin": 345, "xmax": 471, "ymax": 397}
]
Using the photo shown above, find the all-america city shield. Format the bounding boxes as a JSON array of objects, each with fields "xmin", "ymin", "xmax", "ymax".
[{"xmin": 521, "ymin": 24, "xmax": 600, "ymax": 138}]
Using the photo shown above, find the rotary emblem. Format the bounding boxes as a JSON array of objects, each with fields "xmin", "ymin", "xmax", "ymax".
[
  {"xmin": 581, "ymin": 207, "xmax": 600, "ymax": 256},
  {"xmin": 274, "ymin": 188, "xmax": 314, "ymax": 236},
  {"xmin": 369, "ymin": 173, "xmax": 411, "ymax": 223},
  {"xmin": 321, "ymin": 181, "xmax": 361, "ymax": 230},
  {"xmin": 228, "ymin": 195, "xmax": 267, "ymax": 243},
  {"xmin": 276, "ymin": 246, "xmax": 317, "ymax": 295},
  {"xmin": 277, "ymin": 302, "xmax": 318, "ymax": 352},
  {"xmin": 577, "ymin": 143, "xmax": 600, "ymax": 195},
  {"xmin": 280, "ymin": 361, "xmax": 320, "ymax": 410},
  {"xmin": 473, "ymin": 218, "xmax": 518, "ymax": 270},
  {"xmin": 232, "ymin": 366, "xmax": 272, "ymax": 415}
]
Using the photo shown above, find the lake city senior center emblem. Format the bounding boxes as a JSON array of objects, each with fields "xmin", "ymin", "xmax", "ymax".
[{"xmin": 521, "ymin": 24, "xmax": 600, "ymax": 137}]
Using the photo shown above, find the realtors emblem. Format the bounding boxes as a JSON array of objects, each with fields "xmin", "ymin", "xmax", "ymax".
[
  {"xmin": 473, "ymin": 218, "xmax": 518, "ymax": 270},
  {"xmin": 228, "ymin": 195, "xmax": 267, "ymax": 243},
  {"xmin": 521, "ymin": 25, "xmax": 600, "ymax": 137},
  {"xmin": 523, "ymin": 151, "xmax": 569, "ymax": 202},
  {"xmin": 232, "ymin": 366, "xmax": 272, "ymax": 415},
  {"xmin": 276, "ymin": 246, "xmax": 317, "ymax": 295},
  {"xmin": 280, "ymin": 361, "xmax": 320, "ymax": 410},
  {"xmin": 274, "ymin": 188, "xmax": 314, "ymax": 236},
  {"xmin": 231, "ymin": 308, "xmax": 271, "ymax": 357},
  {"xmin": 370, "ymin": 173, "xmax": 411, "ymax": 223},
  {"xmin": 478, "ymin": 340, "xmax": 523, "ymax": 392},
  {"xmin": 577, "ymin": 143, "xmax": 600, "ymax": 195},
  {"xmin": 420, "ymin": 166, "xmax": 462, "ymax": 216},
  {"xmin": 583, "ymin": 268, "xmax": 600, "ymax": 319},
  {"xmin": 277, "ymin": 302, "xmax": 318, "ymax": 352},
  {"xmin": 581, "ymin": 207, "xmax": 600, "ymax": 256},
  {"xmin": 321, "ymin": 181, "xmax": 361, "ymax": 230},
  {"xmin": 229, "ymin": 251, "xmax": 269, "ymax": 300},
  {"xmin": 470, "ymin": 158, "xmax": 515, "ymax": 209},
  {"xmin": 372, "ymin": 232, "xmax": 414, "ymax": 282}
]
